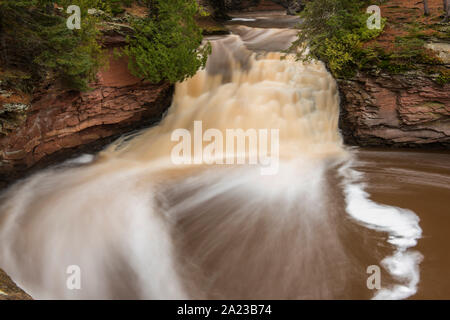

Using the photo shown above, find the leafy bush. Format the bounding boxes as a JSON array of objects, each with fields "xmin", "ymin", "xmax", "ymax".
[
  {"xmin": 0, "ymin": 0, "xmax": 210, "ymax": 91},
  {"xmin": 0, "ymin": 0, "xmax": 108, "ymax": 91},
  {"xmin": 123, "ymin": 0, "xmax": 211, "ymax": 84},
  {"xmin": 291, "ymin": 0, "xmax": 384, "ymax": 78}
]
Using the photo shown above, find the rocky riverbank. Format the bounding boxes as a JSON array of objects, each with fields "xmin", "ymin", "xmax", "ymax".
[
  {"xmin": 0, "ymin": 23, "xmax": 174, "ymax": 189},
  {"xmin": 338, "ymin": 69, "xmax": 449, "ymax": 148}
]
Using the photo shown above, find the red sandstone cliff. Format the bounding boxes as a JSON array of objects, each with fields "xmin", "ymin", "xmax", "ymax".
[
  {"xmin": 338, "ymin": 69, "xmax": 449, "ymax": 148},
  {"xmin": 0, "ymin": 38, "xmax": 173, "ymax": 187},
  {"xmin": 337, "ymin": 0, "xmax": 450, "ymax": 148}
]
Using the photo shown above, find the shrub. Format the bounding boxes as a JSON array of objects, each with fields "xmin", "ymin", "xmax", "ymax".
[
  {"xmin": 0, "ymin": 0, "xmax": 107, "ymax": 91},
  {"xmin": 0, "ymin": 0, "xmax": 210, "ymax": 91},
  {"xmin": 291, "ymin": 0, "xmax": 384, "ymax": 78},
  {"xmin": 123, "ymin": 0, "xmax": 211, "ymax": 84}
]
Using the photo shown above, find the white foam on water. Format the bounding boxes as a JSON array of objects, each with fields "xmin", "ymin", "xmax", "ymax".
[
  {"xmin": 231, "ymin": 18, "xmax": 257, "ymax": 22},
  {"xmin": 339, "ymin": 160, "xmax": 423, "ymax": 300},
  {"xmin": 65, "ymin": 154, "xmax": 95, "ymax": 165}
]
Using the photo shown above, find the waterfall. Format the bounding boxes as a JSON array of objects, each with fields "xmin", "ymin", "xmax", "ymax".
[{"xmin": 0, "ymin": 26, "xmax": 422, "ymax": 300}]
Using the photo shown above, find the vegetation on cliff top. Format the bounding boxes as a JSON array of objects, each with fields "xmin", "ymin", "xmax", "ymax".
[
  {"xmin": 291, "ymin": 0, "xmax": 385, "ymax": 78},
  {"xmin": 0, "ymin": 0, "xmax": 210, "ymax": 92},
  {"xmin": 123, "ymin": 0, "xmax": 211, "ymax": 84},
  {"xmin": 292, "ymin": 0, "xmax": 449, "ymax": 81},
  {"xmin": 0, "ymin": 0, "xmax": 105, "ymax": 91}
]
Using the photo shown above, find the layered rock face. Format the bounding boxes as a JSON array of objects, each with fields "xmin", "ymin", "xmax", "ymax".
[
  {"xmin": 0, "ymin": 46, "xmax": 173, "ymax": 187},
  {"xmin": 339, "ymin": 71, "xmax": 450, "ymax": 148}
]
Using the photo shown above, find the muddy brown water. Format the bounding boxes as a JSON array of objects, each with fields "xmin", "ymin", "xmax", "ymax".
[{"xmin": 354, "ymin": 148, "xmax": 450, "ymax": 299}]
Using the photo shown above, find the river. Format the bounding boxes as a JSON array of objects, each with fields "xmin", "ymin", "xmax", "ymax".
[{"xmin": 0, "ymin": 11, "xmax": 448, "ymax": 300}]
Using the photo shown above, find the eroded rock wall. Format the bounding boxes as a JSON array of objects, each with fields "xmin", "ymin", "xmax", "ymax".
[
  {"xmin": 338, "ymin": 71, "xmax": 450, "ymax": 148},
  {"xmin": 0, "ymin": 40, "xmax": 173, "ymax": 187}
]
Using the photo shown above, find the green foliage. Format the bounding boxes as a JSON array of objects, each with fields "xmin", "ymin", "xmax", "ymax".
[
  {"xmin": 104, "ymin": 0, "xmax": 133, "ymax": 16},
  {"xmin": 291, "ymin": 0, "xmax": 384, "ymax": 78},
  {"xmin": 123, "ymin": 0, "xmax": 211, "ymax": 84},
  {"xmin": 0, "ymin": 0, "xmax": 210, "ymax": 91},
  {"xmin": 315, "ymin": 34, "xmax": 364, "ymax": 78},
  {"xmin": 0, "ymin": 0, "xmax": 107, "ymax": 91}
]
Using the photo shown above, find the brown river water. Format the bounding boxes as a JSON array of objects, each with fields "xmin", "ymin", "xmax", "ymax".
[
  {"xmin": 355, "ymin": 148, "xmax": 450, "ymax": 299},
  {"xmin": 0, "ymin": 12, "xmax": 448, "ymax": 300}
]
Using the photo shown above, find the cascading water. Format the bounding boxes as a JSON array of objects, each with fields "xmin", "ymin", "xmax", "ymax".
[{"xmin": 0, "ymin": 25, "xmax": 422, "ymax": 299}]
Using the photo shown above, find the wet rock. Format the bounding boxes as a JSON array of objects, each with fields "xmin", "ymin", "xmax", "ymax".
[{"xmin": 0, "ymin": 268, "xmax": 32, "ymax": 300}]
